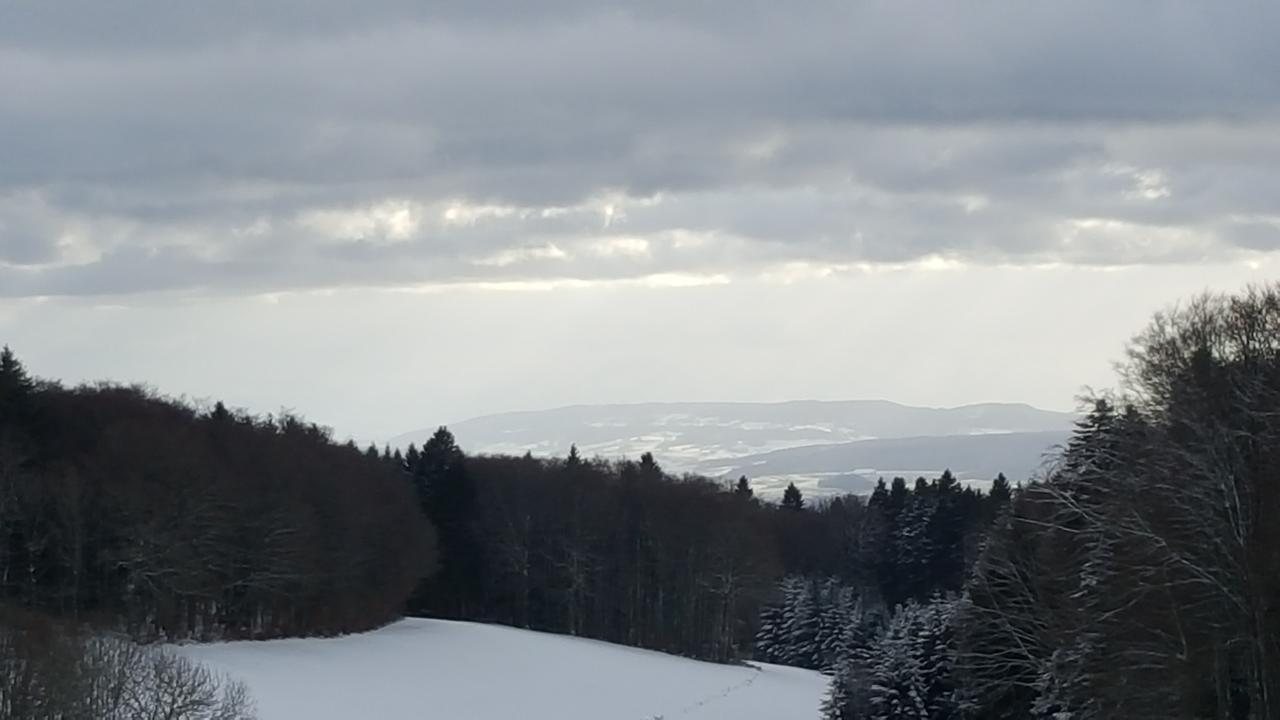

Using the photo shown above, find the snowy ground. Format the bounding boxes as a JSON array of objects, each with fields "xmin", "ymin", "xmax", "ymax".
[{"xmin": 175, "ymin": 618, "xmax": 828, "ymax": 720}]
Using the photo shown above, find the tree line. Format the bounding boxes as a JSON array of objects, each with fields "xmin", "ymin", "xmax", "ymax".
[
  {"xmin": 0, "ymin": 349, "xmax": 436, "ymax": 641},
  {"xmin": 392, "ymin": 437, "xmax": 780, "ymax": 661},
  {"xmin": 0, "ymin": 341, "xmax": 1029, "ymax": 716},
  {"xmin": 388, "ymin": 422, "xmax": 1012, "ymax": 665}
]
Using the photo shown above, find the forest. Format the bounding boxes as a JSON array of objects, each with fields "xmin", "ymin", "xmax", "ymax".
[{"xmin": 2, "ymin": 284, "xmax": 1279, "ymax": 719}]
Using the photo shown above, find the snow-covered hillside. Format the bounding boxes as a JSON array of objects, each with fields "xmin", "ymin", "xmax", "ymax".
[{"xmin": 176, "ymin": 619, "xmax": 828, "ymax": 720}]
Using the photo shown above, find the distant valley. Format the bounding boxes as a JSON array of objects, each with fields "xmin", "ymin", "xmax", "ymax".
[{"xmin": 393, "ymin": 400, "xmax": 1076, "ymax": 498}]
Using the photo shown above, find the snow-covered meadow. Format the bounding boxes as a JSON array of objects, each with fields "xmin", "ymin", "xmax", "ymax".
[{"xmin": 176, "ymin": 618, "xmax": 828, "ymax": 719}]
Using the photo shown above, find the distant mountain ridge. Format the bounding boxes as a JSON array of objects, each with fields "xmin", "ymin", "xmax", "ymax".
[
  {"xmin": 392, "ymin": 400, "xmax": 1077, "ymax": 498},
  {"xmin": 699, "ymin": 429, "xmax": 1071, "ymax": 496}
]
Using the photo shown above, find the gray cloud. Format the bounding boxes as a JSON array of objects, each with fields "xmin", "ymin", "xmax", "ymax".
[{"xmin": 2, "ymin": 2, "xmax": 1280, "ymax": 296}]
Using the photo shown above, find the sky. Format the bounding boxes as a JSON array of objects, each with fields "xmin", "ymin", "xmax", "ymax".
[{"xmin": 2, "ymin": 2, "xmax": 1279, "ymax": 443}]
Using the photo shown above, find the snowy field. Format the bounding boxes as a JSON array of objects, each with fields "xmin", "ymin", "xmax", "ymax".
[{"xmin": 176, "ymin": 618, "xmax": 828, "ymax": 720}]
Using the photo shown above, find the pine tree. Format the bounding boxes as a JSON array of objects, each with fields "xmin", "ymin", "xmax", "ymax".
[
  {"xmin": 936, "ymin": 469, "xmax": 957, "ymax": 494},
  {"xmin": 638, "ymin": 451, "xmax": 660, "ymax": 478},
  {"xmin": 766, "ymin": 576, "xmax": 810, "ymax": 667},
  {"xmin": 209, "ymin": 400, "xmax": 231, "ymax": 423},
  {"xmin": 822, "ymin": 589, "xmax": 887, "ymax": 720},
  {"xmin": 987, "ymin": 472, "xmax": 1012, "ymax": 513},
  {"xmin": 914, "ymin": 597, "xmax": 960, "ymax": 719},
  {"xmin": 926, "ymin": 471, "xmax": 967, "ymax": 596},
  {"xmin": 411, "ymin": 427, "xmax": 482, "ymax": 617},
  {"xmin": 822, "ymin": 667, "xmax": 854, "ymax": 720},
  {"xmin": 0, "ymin": 346, "xmax": 33, "ymax": 394},
  {"xmin": 1062, "ymin": 399, "xmax": 1116, "ymax": 478},
  {"xmin": 893, "ymin": 491, "xmax": 936, "ymax": 603},
  {"xmin": 781, "ymin": 482, "xmax": 805, "ymax": 511},
  {"xmin": 404, "ymin": 443, "xmax": 420, "ymax": 472},
  {"xmin": 734, "ymin": 475, "xmax": 754, "ymax": 500},
  {"xmin": 866, "ymin": 601, "xmax": 931, "ymax": 719},
  {"xmin": 754, "ymin": 595, "xmax": 784, "ymax": 663},
  {"xmin": 781, "ymin": 578, "xmax": 821, "ymax": 668},
  {"xmin": 0, "ymin": 346, "xmax": 36, "ymax": 430},
  {"xmin": 888, "ymin": 476, "xmax": 910, "ymax": 518},
  {"xmin": 815, "ymin": 578, "xmax": 849, "ymax": 671},
  {"xmin": 861, "ymin": 597, "xmax": 959, "ymax": 720}
]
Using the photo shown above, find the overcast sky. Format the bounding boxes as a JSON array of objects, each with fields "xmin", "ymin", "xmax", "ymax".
[{"xmin": 2, "ymin": 2, "xmax": 1279, "ymax": 442}]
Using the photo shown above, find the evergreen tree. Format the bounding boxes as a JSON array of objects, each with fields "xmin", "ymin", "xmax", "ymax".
[
  {"xmin": 209, "ymin": 400, "xmax": 231, "ymax": 423},
  {"xmin": 411, "ymin": 426, "xmax": 482, "ymax": 617},
  {"xmin": 734, "ymin": 475, "xmax": 754, "ymax": 500},
  {"xmin": 781, "ymin": 482, "xmax": 805, "ymax": 511},
  {"xmin": 860, "ymin": 597, "xmax": 959, "ymax": 720},
  {"xmin": 869, "ymin": 478, "xmax": 890, "ymax": 508},
  {"xmin": 925, "ymin": 471, "xmax": 967, "ymax": 596},
  {"xmin": 822, "ymin": 661, "xmax": 856, "ymax": 720},
  {"xmin": 987, "ymin": 472, "xmax": 1012, "ymax": 513},
  {"xmin": 403, "ymin": 443, "xmax": 420, "ymax": 472},
  {"xmin": 781, "ymin": 577, "xmax": 820, "ymax": 668},
  {"xmin": 754, "ymin": 596, "xmax": 784, "ymax": 663},
  {"xmin": 0, "ymin": 345, "xmax": 36, "ymax": 432},
  {"xmin": 822, "ymin": 596, "xmax": 886, "ymax": 720},
  {"xmin": 815, "ymin": 578, "xmax": 848, "ymax": 671},
  {"xmin": 893, "ymin": 491, "xmax": 936, "ymax": 603},
  {"xmin": 1062, "ymin": 399, "xmax": 1116, "ymax": 479},
  {"xmin": 638, "ymin": 451, "xmax": 660, "ymax": 478},
  {"xmin": 888, "ymin": 476, "xmax": 910, "ymax": 518},
  {"xmin": 0, "ymin": 346, "xmax": 33, "ymax": 394}
]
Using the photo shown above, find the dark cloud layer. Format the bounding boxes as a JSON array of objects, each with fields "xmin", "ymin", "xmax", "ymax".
[{"xmin": 2, "ymin": 2, "xmax": 1279, "ymax": 296}]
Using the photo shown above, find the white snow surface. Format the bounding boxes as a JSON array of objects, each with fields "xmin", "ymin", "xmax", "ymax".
[{"xmin": 175, "ymin": 618, "xmax": 828, "ymax": 720}]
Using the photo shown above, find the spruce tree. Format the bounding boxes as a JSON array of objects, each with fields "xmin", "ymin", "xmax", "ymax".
[
  {"xmin": 638, "ymin": 451, "xmax": 660, "ymax": 478},
  {"xmin": 869, "ymin": 477, "xmax": 890, "ymax": 508},
  {"xmin": 404, "ymin": 443, "xmax": 420, "ymax": 472},
  {"xmin": 888, "ymin": 476, "xmax": 910, "ymax": 518},
  {"xmin": 411, "ymin": 427, "xmax": 482, "ymax": 617},
  {"xmin": 860, "ymin": 597, "xmax": 959, "ymax": 719},
  {"xmin": 926, "ymin": 471, "xmax": 967, "ymax": 596},
  {"xmin": 988, "ymin": 472, "xmax": 1012, "ymax": 509},
  {"xmin": 781, "ymin": 482, "xmax": 805, "ymax": 511},
  {"xmin": 781, "ymin": 578, "xmax": 820, "ymax": 668},
  {"xmin": 0, "ymin": 345, "xmax": 36, "ymax": 430},
  {"xmin": 893, "ymin": 490, "xmax": 936, "ymax": 603},
  {"xmin": 815, "ymin": 578, "xmax": 850, "ymax": 671},
  {"xmin": 734, "ymin": 475, "xmax": 754, "ymax": 499},
  {"xmin": 754, "ymin": 595, "xmax": 784, "ymax": 663},
  {"xmin": 209, "ymin": 400, "xmax": 231, "ymax": 423}
]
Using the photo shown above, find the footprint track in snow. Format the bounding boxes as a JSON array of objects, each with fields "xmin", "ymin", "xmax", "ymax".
[{"xmin": 643, "ymin": 664, "xmax": 762, "ymax": 719}]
